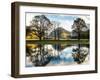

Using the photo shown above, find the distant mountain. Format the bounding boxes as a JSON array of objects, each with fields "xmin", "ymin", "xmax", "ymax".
[{"xmin": 49, "ymin": 27, "xmax": 71, "ymax": 40}]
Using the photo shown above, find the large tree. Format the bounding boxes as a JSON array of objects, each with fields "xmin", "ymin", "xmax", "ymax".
[
  {"xmin": 27, "ymin": 15, "xmax": 52, "ymax": 40},
  {"xmin": 72, "ymin": 18, "xmax": 87, "ymax": 39}
]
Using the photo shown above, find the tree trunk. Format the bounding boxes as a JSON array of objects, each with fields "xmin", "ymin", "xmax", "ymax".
[
  {"xmin": 39, "ymin": 37, "xmax": 42, "ymax": 40},
  {"xmin": 78, "ymin": 27, "xmax": 80, "ymax": 54}
]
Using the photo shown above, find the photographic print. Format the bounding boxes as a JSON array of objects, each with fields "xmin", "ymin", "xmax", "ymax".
[
  {"xmin": 26, "ymin": 13, "xmax": 90, "ymax": 67},
  {"xmin": 11, "ymin": 2, "xmax": 97, "ymax": 78}
]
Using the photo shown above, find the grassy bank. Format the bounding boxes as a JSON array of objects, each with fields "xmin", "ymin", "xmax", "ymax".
[{"xmin": 26, "ymin": 39, "xmax": 89, "ymax": 44}]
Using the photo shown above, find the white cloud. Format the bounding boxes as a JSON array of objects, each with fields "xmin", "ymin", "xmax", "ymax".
[
  {"xmin": 59, "ymin": 20, "xmax": 73, "ymax": 32},
  {"xmin": 26, "ymin": 13, "xmax": 42, "ymax": 26},
  {"xmin": 26, "ymin": 13, "xmax": 90, "ymax": 32},
  {"xmin": 76, "ymin": 15, "xmax": 90, "ymax": 24}
]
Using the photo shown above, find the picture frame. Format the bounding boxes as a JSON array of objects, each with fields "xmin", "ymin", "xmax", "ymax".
[{"xmin": 11, "ymin": 2, "xmax": 98, "ymax": 78}]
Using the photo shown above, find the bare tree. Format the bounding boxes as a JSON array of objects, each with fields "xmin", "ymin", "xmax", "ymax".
[
  {"xmin": 50, "ymin": 21, "xmax": 60, "ymax": 40},
  {"xmin": 27, "ymin": 15, "xmax": 52, "ymax": 40}
]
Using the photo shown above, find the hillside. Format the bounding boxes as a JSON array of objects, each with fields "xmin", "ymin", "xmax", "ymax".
[{"xmin": 49, "ymin": 27, "xmax": 71, "ymax": 40}]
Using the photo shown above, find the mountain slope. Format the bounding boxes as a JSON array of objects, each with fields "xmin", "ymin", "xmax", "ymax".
[{"xmin": 49, "ymin": 27, "xmax": 71, "ymax": 40}]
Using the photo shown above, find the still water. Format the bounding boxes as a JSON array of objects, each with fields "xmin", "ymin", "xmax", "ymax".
[{"xmin": 26, "ymin": 44, "xmax": 89, "ymax": 67}]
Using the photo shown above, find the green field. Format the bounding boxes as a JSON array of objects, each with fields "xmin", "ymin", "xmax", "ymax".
[{"xmin": 26, "ymin": 39, "xmax": 89, "ymax": 45}]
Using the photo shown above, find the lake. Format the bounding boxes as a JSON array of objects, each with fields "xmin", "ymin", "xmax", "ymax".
[{"xmin": 26, "ymin": 44, "xmax": 89, "ymax": 67}]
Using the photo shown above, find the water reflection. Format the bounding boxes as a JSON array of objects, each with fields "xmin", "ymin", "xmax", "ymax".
[{"xmin": 26, "ymin": 43, "xmax": 89, "ymax": 67}]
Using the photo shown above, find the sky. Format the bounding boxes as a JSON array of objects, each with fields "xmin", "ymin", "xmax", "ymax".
[{"xmin": 26, "ymin": 13, "xmax": 90, "ymax": 32}]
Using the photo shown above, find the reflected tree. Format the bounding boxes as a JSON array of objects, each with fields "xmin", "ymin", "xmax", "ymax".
[
  {"xmin": 72, "ymin": 45, "xmax": 89, "ymax": 64},
  {"xmin": 26, "ymin": 44, "xmax": 52, "ymax": 66}
]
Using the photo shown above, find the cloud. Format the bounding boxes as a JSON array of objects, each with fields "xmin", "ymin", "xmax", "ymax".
[
  {"xmin": 75, "ymin": 16, "xmax": 90, "ymax": 24},
  {"xmin": 26, "ymin": 13, "xmax": 90, "ymax": 32},
  {"xmin": 26, "ymin": 13, "xmax": 42, "ymax": 26},
  {"xmin": 59, "ymin": 20, "xmax": 73, "ymax": 32}
]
